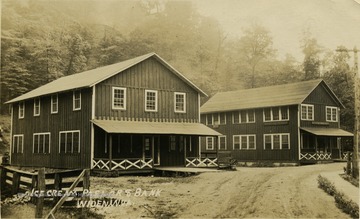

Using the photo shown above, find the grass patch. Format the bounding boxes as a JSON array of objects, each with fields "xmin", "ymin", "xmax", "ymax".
[
  {"xmin": 340, "ymin": 173, "xmax": 359, "ymax": 188},
  {"xmin": 318, "ymin": 175, "xmax": 359, "ymax": 218}
]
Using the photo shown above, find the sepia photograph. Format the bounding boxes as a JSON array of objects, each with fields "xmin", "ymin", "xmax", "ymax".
[{"xmin": 0, "ymin": 0, "xmax": 359, "ymax": 218}]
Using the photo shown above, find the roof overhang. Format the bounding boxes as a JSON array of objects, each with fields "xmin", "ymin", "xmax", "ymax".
[
  {"xmin": 92, "ymin": 120, "xmax": 222, "ymax": 136},
  {"xmin": 300, "ymin": 127, "xmax": 353, "ymax": 137}
]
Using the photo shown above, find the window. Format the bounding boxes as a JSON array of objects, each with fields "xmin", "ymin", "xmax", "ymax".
[
  {"xmin": 145, "ymin": 90, "xmax": 157, "ymax": 112},
  {"xmin": 263, "ymin": 107, "xmax": 289, "ymax": 122},
  {"xmin": 326, "ymin": 106, "xmax": 338, "ymax": 122},
  {"xmin": 206, "ymin": 114, "xmax": 213, "ymax": 125},
  {"xmin": 19, "ymin": 102, "xmax": 25, "ymax": 119},
  {"xmin": 13, "ymin": 134, "xmax": 24, "ymax": 153},
  {"xmin": 174, "ymin": 92, "xmax": 186, "ymax": 113},
  {"xmin": 59, "ymin": 131, "xmax": 80, "ymax": 153},
  {"xmin": 112, "ymin": 87, "xmax": 126, "ymax": 110},
  {"xmin": 206, "ymin": 137, "xmax": 214, "ymax": 150},
  {"xmin": 233, "ymin": 110, "xmax": 255, "ymax": 124},
  {"xmin": 33, "ymin": 133, "xmax": 50, "ymax": 154},
  {"xmin": 301, "ymin": 104, "xmax": 314, "ymax": 120},
  {"xmin": 51, "ymin": 95, "xmax": 58, "ymax": 114},
  {"xmin": 34, "ymin": 99, "xmax": 40, "ymax": 116},
  {"xmin": 170, "ymin": 136, "xmax": 176, "ymax": 151},
  {"xmin": 234, "ymin": 135, "xmax": 256, "ymax": 150},
  {"xmin": 264, "ymin": 133, "xmax": 290, "ymax": 150},
  {"xmin": 73, "ymin": 91, "xmax": 81, "ymax": 111},
  {"xmin": 218, "ymin": 136, "xmax": 227, "ymax": 150}
]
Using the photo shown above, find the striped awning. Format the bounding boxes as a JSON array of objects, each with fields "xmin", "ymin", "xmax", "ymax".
[
  {"xmin": 300, "ymin": 127, "xmax": 353, "ymax": 137},
  {"xmin": 92, "ymin": 120, "xmax": 222, "ymax": 136}
]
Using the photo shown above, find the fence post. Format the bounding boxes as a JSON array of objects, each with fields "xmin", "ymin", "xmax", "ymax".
[
  {"xmin": 31, "ymin": 175, "xmax": 38, "ymax": 204},
  {"xmin": 53, "ymin": 173, "xmax": 62, "ymax": 206},
  {"xmin": 0, "ymin": 167, "xmax": 7, "ymax": 193},
  {"xmin": 81, "ymin": 169, "xmax": 90, "ymax": 217},
  {"xmin": 12, "ymin": 172, "xmax": 20, "ymax": 195},
  {"xmin": 35, "ymin": 168, "xmax": 45, "ymax": 218}
]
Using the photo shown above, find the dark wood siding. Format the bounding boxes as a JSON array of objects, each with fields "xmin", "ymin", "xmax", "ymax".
[
  {"xmin": 301, "ymin": 83, "xmax": 340, "ymax": 128},
  {"xmin": 95, "ymin": 57, "xmax": 199, "ymax": 123},
  {"xmin": 11, "ymin": 88, "xmax": 92, "ymax": 169},
  {"xmin": 201, "ymin": 105, "xmax": 299, "ymax": 162}
]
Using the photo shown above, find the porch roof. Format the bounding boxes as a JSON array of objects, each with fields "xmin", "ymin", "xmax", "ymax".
[
  {"xmin": 300, "ymin": 127, "xmax": 353, "ymax": 137},
  {"xmin": 92, "ymin": 120, "xmax": 222, "ymax": 136}
]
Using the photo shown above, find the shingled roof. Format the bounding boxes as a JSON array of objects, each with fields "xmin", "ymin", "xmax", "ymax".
[
  {"xmin": 7, "ymin": 53, "xmax": 207, "ymax": 104},
  {"xmin": 201, "ymin": 79, "xmax": 343, "ymax": 114}
]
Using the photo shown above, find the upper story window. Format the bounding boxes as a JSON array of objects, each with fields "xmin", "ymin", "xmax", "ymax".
[
  {"xmin": 145, "ymin": 90, "xmax": 158, "ymax": 112},
  {"xmin": 206, "ymin": 113, "xmax": 226, "ymax": 125},
  {"xmin": 51, "ymin": 95, "xmax": 58, "ymax": 114},
  {"xmin": 206, "ymin": 137, "xmax": 214, "ymax": 150},
  {"xmin": 59, "ymin": 130, "xmax": 80, "ymax": 153},
  {"xmin": 301, "ymin": 104, "xmax": 314, "ymax": 120},
  {"xmin": 13, "ymin": 134, "xmax": 24, "ymax": 153},
  {"xmin": 233, "ymin": 110, "xmax": 255, "ymax": 124},
  {"xmin": 174, "ymin": 92, "xmax": 186, "ymax": 113},
  {"xmin": 73, "ymin": 91, "xmax": 81, "ymax": 111},
  {"xmin": 326, "ymin": 106, "xmax": 338, "ymax": 122},
  {"xmin": 112, "ymin": 87, "xmax": 126, "ymax": 110},
  {"xmin": 218, "ymin": 136, "xmax": 227, "ymax": 150},
  {"xmin": 264, "ymin": 133, "xmax": 290, "ymax": 150},
  {"xmin": 206, "ymin": 114, "xmax": 213, "ymax": 125},
  {"xmin": 233, "ymin": 135, "xmax": 256, "ymax": 150},
  {"xmin": 19, "ymin": 102, "xmax": 25, "ymax": 119},
  {"xmin": 263, "ymin": 106, "xmax": 289, "ymax": 122},
  {"xmin": 33, "ymin": 133, "xmax": 50, "ymax": 154},
  {"xmin": 34, "ymin": 99, "xmax": 40, "ymax": 116}
]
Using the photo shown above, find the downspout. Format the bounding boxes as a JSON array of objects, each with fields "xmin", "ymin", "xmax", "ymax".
[{"xmin": 90, "ymin": 86, "xmax": 96, "ymax": 169}]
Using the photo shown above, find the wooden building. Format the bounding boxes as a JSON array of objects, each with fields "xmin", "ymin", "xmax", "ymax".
[
  {"xmin": 6, "ymin": 53, "xmax": 221, "ymax": 171},
  {"xmin": 200, "ymin": 80, "xmax": 353, "ymax": 164}
]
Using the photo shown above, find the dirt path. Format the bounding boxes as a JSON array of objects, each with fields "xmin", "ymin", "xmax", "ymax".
[{"xmin": 89, "ymin": 162, "xmax": 351, "ymax": 218}]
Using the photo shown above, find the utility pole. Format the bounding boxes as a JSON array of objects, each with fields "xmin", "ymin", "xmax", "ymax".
[{"xmin": 336, "ymin": 47, "xmax": 359, "ymax": 179}]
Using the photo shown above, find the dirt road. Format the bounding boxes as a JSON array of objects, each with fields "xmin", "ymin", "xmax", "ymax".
[{"xmin": 90, "ymin": 163, "xmax": 350, "ymax": 218}]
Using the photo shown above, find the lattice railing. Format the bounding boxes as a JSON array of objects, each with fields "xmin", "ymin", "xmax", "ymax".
[
  {"xmin": 300, "ymin": 152, "xmax": 332, "ymax": 161},
  {"xmin": 93, "ymin": 158, "xmax": 153, "ymax": 170},
  {"xmin": 186, "ymin": 157, "xmax": 218, "ymax": 167}
]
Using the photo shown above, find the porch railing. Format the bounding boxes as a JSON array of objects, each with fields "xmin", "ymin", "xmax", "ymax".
[
  {"xmin": 186, "ymin": 157, "xmax": 218, "ymax": 167},
  {"xmin": 300, "ymin": 151, "xmax": 332, "ymax": 161},
  {"xmin": 92, "ymin": 158, "xmax": 153, "ymax": 170}
]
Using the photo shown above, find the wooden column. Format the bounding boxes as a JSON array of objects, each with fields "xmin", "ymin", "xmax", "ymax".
[
  {"xmin": 109, "ymin": 134, "xmax": 113, "ymax": 170},
  {"xmin": 0, "ymin": 167, "xmax": 7, "ymax": 193},
  {"xmin": 53, "ymin": 173, "xmax": 62, "ymax": 205},
  {"xmin": 184, "ymin": 136, "xmax": 187, "ymax": 167},
  {"xmin": 12, "ymin": 172, "xmax": 20, "ymax": 195},
  {"xmin": 35, "ymin": 168, "xmax": 45, "ymax": 218},
  {"xmin": 81, "ymin": 169, "xmax": 90, "ymax": 217}
]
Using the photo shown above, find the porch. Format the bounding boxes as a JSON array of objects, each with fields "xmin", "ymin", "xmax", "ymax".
[
  {"xmin": 91, "ymin": 120, "xmax": 221, "ymax": 171},
  {"xmin": 300, "ymin": 127, "xmax": 353, "ymax": 162}
]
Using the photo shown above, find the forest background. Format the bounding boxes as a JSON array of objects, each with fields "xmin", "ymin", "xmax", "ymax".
[{"xmin": 1, "ymin": 0, "xmax": 359, "ymax": 135}]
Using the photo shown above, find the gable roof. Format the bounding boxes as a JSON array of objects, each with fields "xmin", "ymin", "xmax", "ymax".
[
  {"xmin": 6, "ymin": 53, "xmax": 207, "ymax": 104},
  {"xmin": 201, "ymin": 79, "xmax": 343, "ymax": 114}
]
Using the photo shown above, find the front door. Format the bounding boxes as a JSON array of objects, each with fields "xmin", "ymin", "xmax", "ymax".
[{"xmin": 144, "ymin": 136, "xmax": 160, "ymax": 166}]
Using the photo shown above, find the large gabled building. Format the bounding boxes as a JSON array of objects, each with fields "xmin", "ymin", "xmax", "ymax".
[
  {"xmin": 6, "ymin": 53, "xmax": 221, "ymax": 171},
  {"xmin": 200, "ymin": 79, "xmax": 353, "ymax": 164}
]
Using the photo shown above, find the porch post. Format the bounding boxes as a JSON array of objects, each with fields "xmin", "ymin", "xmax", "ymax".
[
  {"xmin": 315, "ymin": 136, "xmax": 318, "ymax": 153},
  {"xmin": 184, "ymin": 136, "xmax": 187, "ymax": 167},
  {"xmin": 109, "ymin": 134, "xmax": 112, "ymax": 170}
]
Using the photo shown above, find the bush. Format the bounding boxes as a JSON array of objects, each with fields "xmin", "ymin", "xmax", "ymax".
[{"xmin": 318, "ymin": 175, "xmax": 359, "ymax": 218}]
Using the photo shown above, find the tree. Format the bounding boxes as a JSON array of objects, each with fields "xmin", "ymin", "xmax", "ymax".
[
  {"xmin": 301, "ymin": 31, "xmax": 322, "ymax": 80},
  {"xmin": 238, "ymin": 23, "xmax": 275, "ymax": 88}
]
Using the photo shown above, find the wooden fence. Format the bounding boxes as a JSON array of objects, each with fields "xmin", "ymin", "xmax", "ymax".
[{"xmin": 0, "ymin": 166, "xmax": 90, "ymax": 218}]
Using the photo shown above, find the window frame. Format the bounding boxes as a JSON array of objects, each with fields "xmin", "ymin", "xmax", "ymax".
[
  {"xmin": 33, "ymin": 132, "xmax": 51, "ymax": 154},
  {"xmin": 233, "ymin": 134, "xmax": 256, "ymax": 150},
  {"xmin": 145, "ymin": 90, "xmax": 158, "ymax": 112},
  {"xmin": 34, "ymin": 98, "xmax": 40, "ymax": 116},
  {"xmin": 263, "ymin": 107, "xmax": 289, "ymax": 122},
  {"xmin": 112, "ymin": 87, "xmax": 127, "ymax": 110},
  {"xmin": 301, "ymin": 104, "xmax": 314, "ymax": 121},
  {"xmin": 206, "ymin": 137, "xmax": 214, "ymax": 150},
  {"xmin": 263, "ymin": 133, "xmax": 290, "ymax": 150},
  {"xmin": 51, "ymin": 95, "xmax": 58, "ymax": 114},
  {"xmin": 326, "ymin": 106, "xmax": 338, "ymax": 122},
  {"xmin": 218, "ymin": 135, "xmax": 227, "ymax": 150},
  {"xmin": 233, "ymin": 110, "xmax": 256, "ymax": 124},
  {"xmin": 13, "ymin": 134, "xmax": 24, "ymax": 153},
  {"xmin": 73, "ymin": 91, "xmax": 81, "ymax": 111},
  {"xmin": 59, "ymin": 130, "xmax": 80, "ymax": 153},
  {"xmin": 174, "ymin": 92, "xmax": 186, "ymax": 113},
  {"xmin": 19, "ymin": 102, "xmax": 25, "ymax": 119}
]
